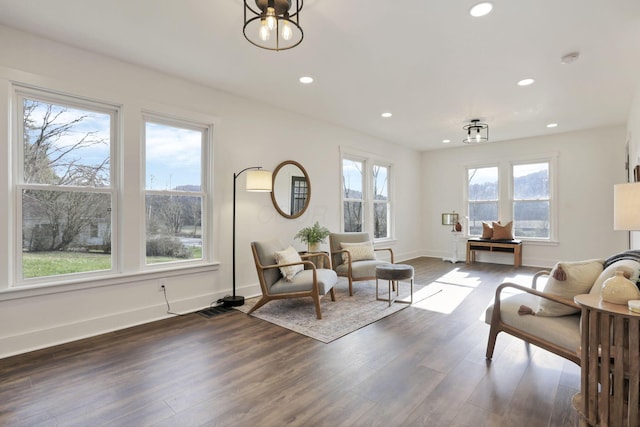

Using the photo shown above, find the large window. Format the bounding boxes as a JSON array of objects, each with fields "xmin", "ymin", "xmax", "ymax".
[
  {"xmin": 341, "ymin": 154, "xmax": 392, "ymax": 240},
  {"xmin": 513, "ymin": 162, "xmax": 550, "ymax": 238},
  {"xmin": 342, "ymin": 158, "xmax": 364, "ymax": 232},
  {"xmin": 466, "ymin": 159, "xmax": 554, "ymax": 240},
  {"xmin": 17, "ymin": 89, "xmax": 116, "ymax": 281},
  {"xmin": 467, "ymin": 166, "xmax": 499, "ymax": 236},
  {"xmin": 144, "ymin": 116, "xmax": 208, "ymax": 265}
]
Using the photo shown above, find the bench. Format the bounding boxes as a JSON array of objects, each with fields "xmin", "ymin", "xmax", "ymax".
[{"xmin": 466, "ymin": 238, "xmax": 522, "ymax": 267}]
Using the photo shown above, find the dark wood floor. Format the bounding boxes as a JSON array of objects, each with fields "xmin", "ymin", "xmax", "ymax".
[{"xmin": 0, "ymin": 258, "xmax": 580, "ymax": 427}]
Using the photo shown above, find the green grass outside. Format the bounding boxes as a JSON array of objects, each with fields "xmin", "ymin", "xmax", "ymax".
[{"xmin": 23, "ymin": 246, "xmax": 203, "ymax": 278}]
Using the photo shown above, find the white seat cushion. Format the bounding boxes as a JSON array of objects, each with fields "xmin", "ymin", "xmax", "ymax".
[{"xmin": 486, "ymin": 292, "xmax": 581, "ymax": 354}]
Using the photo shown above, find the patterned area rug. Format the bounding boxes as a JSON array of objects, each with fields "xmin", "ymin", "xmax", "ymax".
[{"xmin": 235, "ymin": 279, "xmax": 439, "ymax": 343}]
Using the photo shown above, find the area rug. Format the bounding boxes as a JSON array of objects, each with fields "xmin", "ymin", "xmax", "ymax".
[{"xmin": 235, "ymin": 279, "xmax": 439, "ymax": 343}]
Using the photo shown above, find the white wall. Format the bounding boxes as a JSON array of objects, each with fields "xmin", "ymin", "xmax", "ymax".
[
  {"xmin": 0, "ymin": 26, "xmax": 422, "ymax": 358},
  {"xmin": 421, "ymin": 126, "xmax": 629, "ymax": 268}
]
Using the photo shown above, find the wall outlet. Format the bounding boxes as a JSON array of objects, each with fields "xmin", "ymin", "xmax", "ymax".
[{"xmin": 158, "ymin": 281, "xmax": 166, "ymax": 292}]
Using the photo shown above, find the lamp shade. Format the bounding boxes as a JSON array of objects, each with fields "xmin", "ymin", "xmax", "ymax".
[
  {"xmin": 614, "ymin": 183, "xmax": 640, "ymax": 230},
  {"xmin": 246, "ymin": 170, "xmax": 273, "ymax": 192}
]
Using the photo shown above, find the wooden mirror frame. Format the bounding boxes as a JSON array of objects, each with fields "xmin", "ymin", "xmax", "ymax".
[{"xmin": 270, "ymin": 160, "xmax": 311, "ymax": 219}]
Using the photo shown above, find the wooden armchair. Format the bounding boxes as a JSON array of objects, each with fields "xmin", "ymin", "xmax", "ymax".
[
  {"xmin": 329, "ymin": 232, "xmax": 394, "ymax": 296},
  {"xmin": 250, "ymin": 240, "xmax": 338, "ymax": 319},
  {"xmin": 485, "ymin": 270, "xmax": 583, "ymax": 365}
]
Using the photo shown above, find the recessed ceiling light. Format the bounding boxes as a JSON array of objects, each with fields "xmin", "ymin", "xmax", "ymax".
[
  {"xmin": 561, "ymin": 52, "xmax": 580, "ymax": 64},
  {"xmin": 442, "ymin": 139, "xmax": 451, "ymax": 144},
  {"xmin": 381, "ymin": 112, "xmax": 392, "ymax": 118},
  {"xmin": 517, "ymin": 78, "xmax": 535, "ymax": 86},
  {"xmin": 546, "ymin": 123, "xmax": 558, "ymax": 128},
  {"xmin": 299, "ymin": 76, "xmax": 314, "ymax": 84},
  {"xmin": 470, "ymin": 2, "xmax": 493, "ymax": 17}
]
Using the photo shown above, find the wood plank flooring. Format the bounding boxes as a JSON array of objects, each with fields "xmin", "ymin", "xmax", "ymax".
[{"xmin": 0, "ymin": 258, "xmax": 580, "ymax": 426}]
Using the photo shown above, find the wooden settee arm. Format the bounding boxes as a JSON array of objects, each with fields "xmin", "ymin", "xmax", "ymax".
[
  {"xmin": 492, "ymin": 281, "xmax": 580, "ymax": 315},
  {"xmin": 374, "ymin": 247, "xmax": 394, "ymax": 263},
  {"xmin": 331, "ymin": 247, "xmax": 395, "ymax": 266}
]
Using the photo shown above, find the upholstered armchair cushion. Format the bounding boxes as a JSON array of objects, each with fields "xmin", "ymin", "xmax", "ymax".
[
  {"xmin": 330, "ymin": 232, "xmax": 371, "ymax": 268},
  {"xmin": 335, "ymin": 259, "xmax": 389, "ymax": 279},
  {"xmin": 270, "ymin": 269, "xmax": 337, "ymax": 295},
  {"xmin": 485, "ymin": 292, "xmax": 581, "ymax": 356},
  {"xmin": 252, "ymin": 239, "xmax": 285, "ymax": 286}
]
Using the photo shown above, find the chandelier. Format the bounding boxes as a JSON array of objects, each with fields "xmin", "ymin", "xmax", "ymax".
[
  {"xmin": 463, "ymin": 119, "xmax": 489, "ymax": 144},
  {"xmin": 243, "ymin": 0, "xmax": 303, "ymax": 51}
]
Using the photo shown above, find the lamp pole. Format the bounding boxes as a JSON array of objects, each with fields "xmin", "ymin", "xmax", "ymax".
[{"xmin": 224, "ymin": 166, "xmax": 266, "ymax": 307}]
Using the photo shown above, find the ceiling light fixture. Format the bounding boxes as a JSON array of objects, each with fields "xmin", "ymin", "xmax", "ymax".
[
  {"xmin": 381, "ymin": 112, "xmax": 392, "ymax": 118},
  {"xmin": 546, "ymin": 123, "xmax": 558, "ymax": 128},
  {"xmin": 442, "ymin": 139, "xmax": 451, "ymax": 144},
  {"xmin": 470, "ymin": 2, "xmax": 493, "ymax": 17},
  {"xmin": 299, "ymin": 76, "xmax": 313, "ymax": 84},
  {"xmin": 561, "ymin": 52, "xmax": 580, "ymax": 64},
  {"xmin": 463, "ymin": 119, "xmax": 489, "ymax": 144},
  {"xmin": 244, "ymin": 0, "xmax": 303, "ymax": 51}
]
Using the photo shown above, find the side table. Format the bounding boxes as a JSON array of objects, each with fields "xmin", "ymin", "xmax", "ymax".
[
  {"xmin": 573, "ymin": 294, "xmax": 640, "ymax": 426},
  {"xmin": 443, "ymin": 231, "xmax": 464, "ymax": 263},
  {"xmin": 299, "ymin": 251, "xmax": 330, "ymax": 269}
]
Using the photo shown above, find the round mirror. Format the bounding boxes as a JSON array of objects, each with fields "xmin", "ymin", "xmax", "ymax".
[{"xmin": 270, "ymin": 160, "xmax": 311, "ymax": 219}]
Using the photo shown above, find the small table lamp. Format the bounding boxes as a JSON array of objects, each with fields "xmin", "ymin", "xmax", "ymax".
[{"xmin": 441, "ymin": 212, "xmax": 459, "ymax": 232}]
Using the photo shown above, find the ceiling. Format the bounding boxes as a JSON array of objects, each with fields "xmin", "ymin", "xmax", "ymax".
[{"xmin": 0, "ymin": 0, "xmax": 639, "ymax": 151}]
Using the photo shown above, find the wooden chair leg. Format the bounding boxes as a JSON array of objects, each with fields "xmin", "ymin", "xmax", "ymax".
[
  {"xmin": 329, "ymin": 287, "xmax": 336, "ymax": 301},
  {"xmin": 348, "ymin": 277, "xmax": 353, "ymax": 296},
  {"xmin": 247, "ymin": 296, "xmax": 269, "ymax": 315},
  {"xmin": 313, "ymin": 293, "xmax": 322, "ymax": 319},
  {"xmin": 486, "ymin": 322, "xmax": 501, "ymax": 360}
]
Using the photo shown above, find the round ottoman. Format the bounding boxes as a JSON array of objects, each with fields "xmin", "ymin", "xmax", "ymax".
[{"xmin": 375, "ymin": 264, "xmax": 414, "ymax": 306}]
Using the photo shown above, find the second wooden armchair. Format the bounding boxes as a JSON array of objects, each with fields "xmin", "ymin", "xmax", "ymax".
[{"xmin": 329, "ymin": 232, "xmax": 394, "ymax": 296}]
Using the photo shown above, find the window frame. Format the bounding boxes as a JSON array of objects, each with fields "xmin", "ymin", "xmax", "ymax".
[
  {"xmin": 14, "ymin": 86, "xmax": 120, "ymax": 286},
  {"xmin": 141, "ymin": 112, "xmax": 212, "ymax": 268},
  {"xmin": 466, "ymin": 164, "xmax": 500, "ymax": 236},
  {"xmin": 465, "ymin": 154, "xmax": 557, "ymax": 242},
  {"xmin": 340, "ymin": 149, "xmax": 394, "ymax": 242}
]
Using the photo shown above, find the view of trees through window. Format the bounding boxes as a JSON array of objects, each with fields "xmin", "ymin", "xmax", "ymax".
[
  {"xmin": 513, "ymin": 162, "xmax": 550, "ymax": 238},
  {"xmin": 20, "ymin": 94, "xmax": 114, "ymax": 279},
  {"xmin": 467, "ymin": 166, "xmax": 499, "ymax": 235},
  {"xmin": 467, "ymin": 162, "xmax": 551, "ymax": 239},
  {"xmin": 342, "ymin": 157, "xmax": 391, "ymax": 239},
  {"xmin": 342, "ymin": 158, "xmax": 363, "ymax": 232},
  {"xmin": 144, "ymin": 120, "xmax": 205, "ymax": 264},
  {"xmin": 373, "ymin": 164, "xmax": 389, "ymax": 239}
]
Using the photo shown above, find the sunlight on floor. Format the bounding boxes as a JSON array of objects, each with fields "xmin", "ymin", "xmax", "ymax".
[
  {"xmin": 412, "ymin": 282, "xmax": 473, "ymax": 314},
  {"xmin": 410, "ymin": 267, "xmax": 543, "ymax": 315}
]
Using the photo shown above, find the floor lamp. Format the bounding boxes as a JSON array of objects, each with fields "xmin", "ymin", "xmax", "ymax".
[
  {"xmin": 223, "ymin": 166, "xmax": 272, "ymax": 307},
  {"xmin": 614, "ymin": 182, "xmax": 640, "ymax": 250}
]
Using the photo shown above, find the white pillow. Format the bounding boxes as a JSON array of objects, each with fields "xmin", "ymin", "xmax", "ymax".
[
  {"xmin": 341, "ymin": 241, "xmax": 375, "ymax": 262},
  {"xmin": 274, "ymin": 246, "xmax": 304, "ymax": 281},
  {"xmin": 536, "ymin": 259, "xmax": 604, "ymax": 317},
  {"xmin": 589, "ymin": 259, "xmax": 640, "ymax": 296}
]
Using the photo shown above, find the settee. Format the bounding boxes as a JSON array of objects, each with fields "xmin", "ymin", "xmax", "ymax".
[{"xmin": 485, "ymin": 251, "xmax": 640, "ymax": 365}]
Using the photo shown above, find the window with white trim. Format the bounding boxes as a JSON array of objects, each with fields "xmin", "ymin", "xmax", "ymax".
[
  {"xmin": 143, "ymin": 115, "xmax": 209, "ymax": 265},
  {"xmin": 467, "ymin": 166, "xmax": 499, "ymax": 236},
  {"xmin": 512, "ymin": 162, "xmax": 550, "ymax": 239},
  {"xmin": 17, "ymin": 88, "xmax": 117, "ymax": 281},
  {"xmin": 466, "ymin": 158, "xmax": 555, "ymax": 240},
  {"xmin": 341, "ymin": 153, "xmax": 393, "ymax": 240}
]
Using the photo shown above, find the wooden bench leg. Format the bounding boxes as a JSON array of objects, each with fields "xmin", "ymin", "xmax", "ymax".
[{"xmin": 514, "ymin": 246, "xmax": 522, "ymax": 267}]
